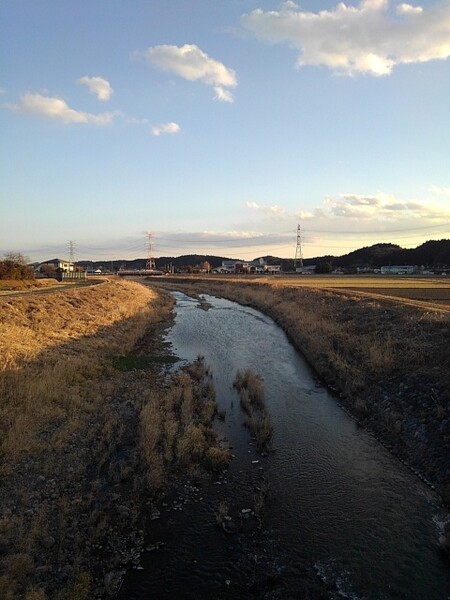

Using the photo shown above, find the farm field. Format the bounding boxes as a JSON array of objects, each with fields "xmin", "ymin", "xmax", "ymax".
[{"xmin": 204, "ymin": 275, "xmax": 450, "ymax": 309}]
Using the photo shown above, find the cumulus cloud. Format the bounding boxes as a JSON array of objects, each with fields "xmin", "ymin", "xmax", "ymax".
[
  {"xmin": 241, "ymin": 0, "xmax": 450, "ymax": 76},
  {"xmin": 77, "ymin": 76, "xmax": 113, "ymax": 101},
  {"xmin": 151, "ymin": 121, "xmax": 181, "ymax": 136},
  {"xmin": 7, "ymin": 93, "xmax": 119, "ymax": 125},
  {"xmin": 133, "ymin": 43, "xmax": 237, "ymax": 101}
]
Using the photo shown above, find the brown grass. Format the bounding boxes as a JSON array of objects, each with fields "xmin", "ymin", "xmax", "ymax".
[
  {"xmin": 140, "ymin": 357, "xmax": 231, "ymax": 493},
  {"xmin": 234, "ymin": 369, "xmax": 273, "ymax": 451},
  {"xmin": 0, "ymin": 279, "xmax": 160, "ymax": 460},
  {"xmin": 0, "ymin": 279, "xmax": 176, "ymax": 598}
]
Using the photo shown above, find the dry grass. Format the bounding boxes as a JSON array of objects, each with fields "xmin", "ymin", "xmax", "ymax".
[
  {"xmin": 0, "ymin": 279, "xmax": 158, "ymax": 460},
  {"xmin": 140, "ymin": 357, "xmax": 231, "ymax": 493},
  {"xmin": 234, "ymin": 369, "xmax": 273, "ymax": 451},
  {"xmin": 0, "ymin": 279, "xmax": 176, "ymax": 598}
]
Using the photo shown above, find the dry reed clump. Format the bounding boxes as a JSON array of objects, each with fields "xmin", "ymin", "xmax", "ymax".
[
  {"xmin": 140, "ymin": 357, "xmax": 231, "ymax": 494},
  {"xmin": 234, "ymin": 369, "xmax": 273, "ymax": 451}
]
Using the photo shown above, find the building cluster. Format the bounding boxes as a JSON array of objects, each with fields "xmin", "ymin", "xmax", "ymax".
[{"xmin": 213, "ymin": 258, "xmax": 281, "ymax": 274}]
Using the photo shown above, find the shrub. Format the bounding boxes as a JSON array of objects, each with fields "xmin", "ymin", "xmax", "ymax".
[{"xmin": 205, "ymin": 446, "xmax": 232, "ymax": 471}]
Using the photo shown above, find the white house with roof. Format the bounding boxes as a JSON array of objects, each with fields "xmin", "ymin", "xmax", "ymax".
[{"xmin": 37, "ymin": 258, "xmax": 74, "ymax": 273}]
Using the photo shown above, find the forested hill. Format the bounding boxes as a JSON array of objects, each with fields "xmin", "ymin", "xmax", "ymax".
[{"xmin": 330, "ymin": 239, "xmax": 450, "ymax": 269}]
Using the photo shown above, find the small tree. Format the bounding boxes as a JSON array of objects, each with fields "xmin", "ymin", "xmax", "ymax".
[
  {"xmin": 201, "ymin": 261, "xmax": 211, "ymax": 273},
  {"xmin": 39, "ymin": 264, "xmax": 57, "ymax": 278},
  {"xmin": 314, "ymin": 261, "xmax": 333, "ymax": 274},
  {"xmin": 0, "ymin": 252, "xmax": 35, "ymax": 280}
]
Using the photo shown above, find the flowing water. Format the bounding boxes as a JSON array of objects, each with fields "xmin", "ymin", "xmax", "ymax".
[{"xmin": 119, "ymin": 292, "xmax": 450, "ymax": 599}]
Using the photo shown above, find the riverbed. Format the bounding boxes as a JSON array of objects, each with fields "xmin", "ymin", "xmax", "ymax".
[{"xmin": 118, "ymin": 292, "xmax": 449, "ymax": 599}]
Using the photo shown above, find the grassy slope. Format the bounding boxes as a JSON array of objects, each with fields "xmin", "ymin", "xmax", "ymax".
[{"xmin": 0, "ymin": 280, "xmax": 169, "ymax": 598}]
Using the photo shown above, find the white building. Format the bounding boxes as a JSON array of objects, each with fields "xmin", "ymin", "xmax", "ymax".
[{"xmin": 380, "ymin": 265, "xmax": 416, "ymax": 275}]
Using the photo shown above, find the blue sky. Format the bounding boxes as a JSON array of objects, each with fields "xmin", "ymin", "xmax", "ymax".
[{"xmin": 1, "ymin": 0, "xmax": 450, "ymax": 262}]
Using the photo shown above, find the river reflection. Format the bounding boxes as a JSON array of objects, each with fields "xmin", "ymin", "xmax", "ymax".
[{"xmin": 118, "ymin": 292, "xmax": 449, "ymax": 599}]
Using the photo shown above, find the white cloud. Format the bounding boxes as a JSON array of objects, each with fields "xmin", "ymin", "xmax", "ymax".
[
  {"xmin": 246, "ymin": 201, "xmax": 289, "ymax": 218},
  {"xmin": 214, "ymin": 86, "xmax": 234, "ymax": 103},
  {"xmin": 429, "ymin": 185, "xmax": 450, "ymax": 197},
  {"xmin": 323, "ymin": 191, "xmax": 450, "ymax": 221},
  {"xmin": 397, "ymin": 3, "xmax": 423, "ymax": 15},
  {"xmin": 241, "ymin": 1, "xmax": 450, "ymax": 76},
  {"xmin": 0, "ymin": 87, "xmax": 6, "ymax": 95},
  {"xmin": 151, "ymin": 122, "xmax": 181, "ymax": 136},
  {"xmin": 77, "ymin": 76, "xmax": 113, "ymax": 101},
  {"xmin": 7, "ymin": 93, "xmax": 119, "ymax": 125},
  {"xmin": 133, "ymin": 44, "xmax": 237, "ymax": 101}
]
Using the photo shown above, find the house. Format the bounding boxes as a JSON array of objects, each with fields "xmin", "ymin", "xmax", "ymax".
[
  {"xmin": 296, "ymin": 265, "xmax": 316, "ymax": 274},
  {"xmin": 265, "ymin": 264, "xmax": 281, "ymax": 274},
  {"xmin": 380, "ymin": 265, "xmax": 416, "ymax": 275},
  {"xmin": 37, "ymin": 258, "xmax": 74, "ymax": 274}
]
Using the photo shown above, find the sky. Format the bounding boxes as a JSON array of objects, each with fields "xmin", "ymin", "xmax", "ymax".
[{"xmin": 1, "ymin": 0, "xmax": 450, "ymax": 263}]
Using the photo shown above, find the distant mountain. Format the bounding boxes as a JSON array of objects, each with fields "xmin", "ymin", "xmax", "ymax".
[{"xmin": 76, "ymin": 239, "xmax": 450, "ymax": 272}]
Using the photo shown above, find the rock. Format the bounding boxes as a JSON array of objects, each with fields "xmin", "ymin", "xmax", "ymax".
[
  {"xmin": 117, "ymin": 505, "xmax": 130, "ymax": 518},
  {"xmin": 42, "ymin": 535, "xmax": 56, "ymax": 549},
  {"xmin": 222, "ymin": 519, "xmax": 238, "ymax": 534},
  {"xmin": 104, "ymin": 571, "xmax": 119, "ymax": 593}
]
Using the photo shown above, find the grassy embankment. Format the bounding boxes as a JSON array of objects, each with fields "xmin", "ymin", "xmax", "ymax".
[
  {"xmin": 151, "ymin": 276, "xmax": 450, "ymax": 504},
  {"xmin": 0, "ymin": 279, "xmax": 229, "ymax": 599}
]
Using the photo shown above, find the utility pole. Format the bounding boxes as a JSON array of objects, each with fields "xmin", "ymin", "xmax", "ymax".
[
  {"xmin": 146, "ymin": 232, "xmax": 156, "ymax": 271},
  {"xmin": 294, "ymin": 224, "xmax": 303, "ymax": 269}
]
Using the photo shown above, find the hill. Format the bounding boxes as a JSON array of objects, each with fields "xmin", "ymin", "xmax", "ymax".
[
  {"xmin": 332, "ymin": 240, "xmax": 450, "ymax": 269},
  {"xmin": 76, "ymin": 239, "xmax": 450, "ymax": 273}
]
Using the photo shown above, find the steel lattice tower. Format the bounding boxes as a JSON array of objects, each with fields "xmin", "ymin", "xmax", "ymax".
[
  {"xmin": 68, "ymin": 240, "xmax": 75, "ymax": 271},
  {"xmin": 294, "ymin": 224, "xmax": 303, "ymax": 268},
  {"xmin": 146, "ymin": 233, "xmax": 156, "ymax": 270}
]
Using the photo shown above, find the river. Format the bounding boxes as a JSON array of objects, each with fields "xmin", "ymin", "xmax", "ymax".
[{"xmin": 118, "ymin": 292, "xmax": 450, "ymax": 599}]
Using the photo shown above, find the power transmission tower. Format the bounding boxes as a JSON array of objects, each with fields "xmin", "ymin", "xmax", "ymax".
[
  {"xmin": 294, "ymin": 224, "xmax": 303, "ymax": 269},
  {"xmin": 146, "ymin": 233, "xmax": 156, "ymax": 270},
  {"xmin": 68, "ymin": 240, "xmax": 75, "ymax": 272}
]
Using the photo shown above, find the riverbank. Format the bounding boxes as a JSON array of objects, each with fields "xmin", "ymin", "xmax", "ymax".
[
  {"xmin": 0, "ymin": 280, "xmax": 230, "ymax": 599},
  {"xmin": 151, "ymin": 277, "xmax": 450, "ymax": 510}
]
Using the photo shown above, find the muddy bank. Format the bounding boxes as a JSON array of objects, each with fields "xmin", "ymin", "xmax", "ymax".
[{"xmin": 152, "ymin": 277, "xmax": 450, "ymax": 509}]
